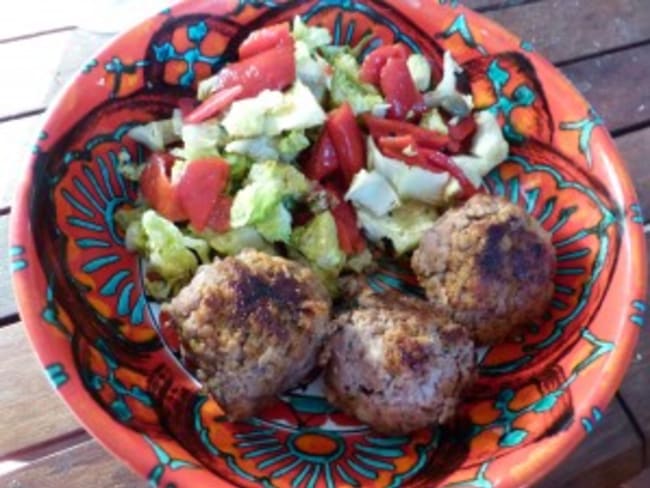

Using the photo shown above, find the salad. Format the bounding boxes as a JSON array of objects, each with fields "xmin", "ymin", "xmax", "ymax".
[{"xmin": 117, "ymin": 17, "xmax": 509, "ymax": 300}]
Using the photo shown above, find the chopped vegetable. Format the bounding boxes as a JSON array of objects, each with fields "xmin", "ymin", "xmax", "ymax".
[
  {"xmin": 139, "ymin": 153, "xmax": 187, "ymax": 222},
  {"xmin": 302, "ymin": 129, "xmax": 339, "ymax": 181},
  {"xmin": 292, "ymin": 16, "xmax": 332, "ymax": 50},
  {"xmin": 277, "ymin": 130, "xmax": 310, "ymax": 162},
  {"xmin": 329, "ymin": 198, "xmax": 366, "ymax": 255},
  {"xmin": 363, "ymin": 114, "xmax": 449, "ymax": 150},
  {"xmin": 225, "ymin": 137, "xmax": 279, "ymax": 161},
  {"xmin": 176, "ymin": 157, "xmax": 230, "ymax": 231},
  {"xmin": 356, "ymin": 201, "xmax": 438, "ymax": 254},
  {"xmin": 292, "ymin": 211, "xmax": 345, "ymax": 272},
  {"xmin": 345, "ymin": 169, "xmax": 400, "ymax": 217},
  {"xmin": 420, "ymin": 108, "xmax": 449, "ymax": 135},
  {"xmin": 424, "ymin": 51, "xmax": 473, "ymax": 116},
  {"xmin": 184, "ymin": 85, "xmax": 243, "ymax": 124},
  {"xmin": 180, "ymin": 121, "xmax": 225, "ymax": 161},
  {"xmin": 239, "ymin": 23, "xmax": 292, "ymax": 59},
  {"xmin": 380, "ymin": 55, "xmax": 425, "ymax": 120},
  {"xmin": 326, "ymin": 102, "xmax": 365, "ymax": 186},
  {"xmin": 202, "ymin": 226, "xmax": 275, "ymax": 255},
  {"xmin": 128, "ymin": 119, "xmax": 179, "ymax": 152},
  {"xmin": 256, "ymin": 203, "xmax": 292, "ymax": 243},
  {"xmin": 330, "ymin": 52, "xmax": 386, "ymax": 115},
  {"xmin": 407, "ymin": 53, "xmax": 432, "ymax": 92},
  {"xmin": 359, "ymin": 43, "xmax": 409, "ymax": 86},
  {"xmin": 197, "ymin": 44, "xmax": 295, "ymax": 102}
]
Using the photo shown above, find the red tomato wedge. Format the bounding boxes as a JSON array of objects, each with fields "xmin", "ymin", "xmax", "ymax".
[
  {"xmin": 326, "ymin": 103, "xmax": 365, "ymax": 187},
  {"xmin": 331, "ymin": 200, "xmax": 366, "ymax": 255},
  {"xmin": 238, "ymin": 23, "xmax": 292, "ymax": 59},
  {"xmin": 206, "ymin": 44, "xmax": 295, "ymax": 100},
  {"xmin": 378, "ymin": 134, "xmax": 416, "ymax": 153},
  {"xmin": 359, "ymin": 43, "xmax": 409, "ymax": 86},
  {"xmin": 380, "ymin": 55, "xmax": 425, "ymax": 120},
  {"xmin": 448, "ymin": 115, "xmax": 478, "ymax": 151},
  {"xmin": 185, "ymin": 85, "xmax": 243, "ymax": 124},
  {"xmin": 177, "ymin": 158, "xmax": 230, "ymax": 231},
  {"xmin": 205, "ymin": 195, "xmax": 233, "ymax": 233},
  {"xmin": 302, "ymin": 129, "xmax": 339, "ymax": 181},
  {"xmin": 139, "ymin": 153, "xmax": 187, "ymax": 222},
  {"xmin": 362, "ymin": 114, "xmax": 450, "ymax": 150}
]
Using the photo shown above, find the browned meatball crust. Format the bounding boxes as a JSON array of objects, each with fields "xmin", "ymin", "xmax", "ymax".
[
  {"xmin": 163, "ymin": 249, "xmax": 332, "ymax": 421},
  {"xmin": 322, "ymin": 294, "xmax": 475, "ymax": 434},
  {"xmin": 411, "ymin": 194, "xmax": 556, "ymax": 345}
]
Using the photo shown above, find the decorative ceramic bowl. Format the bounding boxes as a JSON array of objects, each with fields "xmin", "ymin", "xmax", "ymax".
[{"xmin": 10, "ymin": 1, "xmax": 646, "ymax": 486}]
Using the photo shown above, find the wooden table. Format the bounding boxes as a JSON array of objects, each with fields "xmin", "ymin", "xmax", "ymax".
[{"xmin": 1, "ymin": 1, "xmax": 649, "ymax": 486}]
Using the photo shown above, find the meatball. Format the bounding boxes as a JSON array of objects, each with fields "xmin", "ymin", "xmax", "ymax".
[
  {"xmin": 411, "ymin": 194, "xmax": 556, "ymax": 345},
  {"xmin": 163, "ymin": 249, "xmax": 332, "ymax": 421},
  {"xmin": 322, "ymin": 294, "xmax": 475, "ymax": 434}
]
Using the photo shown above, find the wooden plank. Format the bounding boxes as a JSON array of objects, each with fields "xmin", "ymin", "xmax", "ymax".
[
  {"xmin": 0, "ymin": 114, "xmax": 42, "ymax": 211},
  {"xmin": 0, "ymin": 30, "xmax": 71, "ymax": 120},
  {"xmin": 617, "ymin": 128, "xmax": 650, "ymax": 221},
  {"xmin": 562, "ymin": 44, "xmax": 650, "ymax": 133},
  {"xmin": 486, "ymin": 0, "xmax": 650, "ymax": 65},
  {"xmin": 0, "ymin": 1, "xmax": 74, "ymax": 42},
  {"xmin": 535, "ymin": 399, "xmax": 643, "ymax": 488},
  {"xmin": 0, "ymin": 323, "xmax": 84, "ymax": 457},
  {"xmin": 622, "ymin": 466, "xmax": 650, "ymax": 488},
  {"xmin": 0, "ymin": 216, "xmax": 18, "ymax": 320},
  {"xmin": 0, "ymin": 439, "xmax": 144, "ymax": 488},
  {"xmin": 617, "ymin": 232, "xmax": 650, "ymax": 458}
]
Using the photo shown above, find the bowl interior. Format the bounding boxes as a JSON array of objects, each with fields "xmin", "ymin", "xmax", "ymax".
[{"xmin": 10, "ymin": 1, "xmax": 645, "ymax": 487}]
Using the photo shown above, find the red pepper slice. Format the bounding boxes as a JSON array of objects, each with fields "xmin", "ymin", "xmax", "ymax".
[
  {"xmin": 176, "ymin": 157, "xmax": 231, "ymax": 231},
  {"xmin": 418, "ymin": 147, "xmax": 478, "ymax": 198},
  {"xmin": 326, "ymin": 103, "xmax": 365, "ymax": 187},
  {"xmin": 362, "ymin": 114, "xmax": 450, "ymax": 150},
  {"xmin": 378, "ymin": 134, "xmax": 416, "ymax": 153},
  {"xmin": 380, "ymin": 55, "xmax": 426, "ymax": 120},
  {"xmin": 139, "ymin": 153, "xmax": 187, "ymax": 222},
  {"xmin": 205, "ymin": 195, "xmax": 233, "ymax": 233},
  {"xmin": 302, "ymin": 129, "xmax": 339, "ymax": 181},
  {"xmin": 359, "ymin": 43, "xmax": 410, "ymax": 86},
  {"xmin": 185, "ymin": 85, "xmax": 243, "ymax": 124},
  {"xmin": 204, "ymin": 44, "xmax": 296, "ymax": 101},
  {"xmin": 238, "ymin": 23, "xmax": 292, "ymax": 59}
]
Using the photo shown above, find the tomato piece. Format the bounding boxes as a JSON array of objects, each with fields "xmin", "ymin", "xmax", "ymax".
[
  {"xmin": 139, "ymin": 153, "xmax": 187, "ymax": 222},
  {"xmin": 378, "ymin": 134, "xmax": 416, "ymax": 153},
  {"xmin": 238, "ymin": 23, "xmax": 292, "ymax": 59},
  {"xmin": 185, "ymin": 85, "xmax": 243, "ymax": 124},
  {"xmin": 302, "ymin": 129, "xmax": 339, "ymax": 181},
  {"xmin": 177, "ymin": 158, "xmax": 231, "ymax": 231},
  {"xmin": 380, "ymin": 56, "xmax": 425, "ymax": 120},
  {"xmin": 205, "ymin": 195, "xmax": 233, "ymax": 232},
  {"xmin": 417, "ymin": 147, "xmax": 478, "ymax": 198},
  {"xmin": 326, "ymin": 103, "xmax": 365, "ymax": 187},
  {"xmin": 206, "ymin": 44, "xmax": 295, "ymax": 100},
  {"xmin": 448, "ymin": 116, "xmax": 476, "ymax": 142},
  {"xmin": 359, "ymin": 43, "xmax": 409, "ymax": 86},
  {"xmin": 362, "ymin": 114, "xmax": 450, "ymax": 150},
  {"xmin": 329, "ymin": 196, "xmax": 365, "ymax": 255}
]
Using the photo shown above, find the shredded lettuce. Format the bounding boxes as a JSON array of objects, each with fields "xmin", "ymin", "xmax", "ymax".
[
  {"xmin": 180, "ymin": 121, "xmax": 225, "ymax": 161},
  {"xmin": 295, "ymin": 40, "xmax": 331, "ymax": 101},
  {"xmin": 345, "ymin": 169, "xmax": 400, "ymax": 216},
  {"xmin": 256, "ymin": 203, "xmax": 293, "ymax": 243},
  {"xmin": 329, "ymin": 52, "xmax": 385, "ymax": 115},
  {"xmin": 419, "ymin": 107, "xmax": 449, "ymax": 135},
  {"xmin": 407, "ymin": 54, "xmax": 432, "ymax": 92},
  {"xmin": 292, "ymin": 16, "xmax": 332, "ymax": 50},
  {"xmin": 230, "ymin": 160, "xmax": 310, "ymax": 229},
  {"xmin": 128, "ymin": 119, "xmax": 179, "ymax": 152},
  {"xmin": 356, "ymin": 202, "xmax": 438, "ymax": 254},
  {"xmin": 277, "ymin": 130, "xmax": 310, "ymax": 162},
  {"xmin": 424, "ymin": 51, "xmax": 473, "ymax": 116},
  {"xmin": 201, "ymin": 226, "xmax": 274, "ymax": 255},
  {"xmin": 122, "ymin": 210, "xmax": 210, "ymax": 298},
  {"xmin": 226, "ymin": 137, "xmax": 279, "ymax": 161},
  {"xmin": 367, "ymin": 137, "xmax": 449, "ymax": 204},
  {"xmin": 291, "ymin": 211, "xmax": 345, "ymax": 272}
]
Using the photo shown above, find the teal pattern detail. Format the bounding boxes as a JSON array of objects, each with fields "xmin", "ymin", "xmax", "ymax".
[
  {"xmin": 82, "ymin": 59, "xmax": 99, "ymax": 74},
  {"xmin": 42, "ymin": 277, "xmax": 73, "ymax": 339},
  {"xmin": 440, "ymin": 14, "xmax": 487, "ymax": 55},
  {"xmin": 438, "ymin": 0, "xmax": 460, "ymax": 7},
  {"xmin": 630, "ymin": 299, "xmax": 646, "ymax": 327},
  {"xmin": 82, "ymin": 339, "xmax": 153, "ymax": 422},
  {"xmin": 144, "ymin": 435, "xmax": 196, "ymax": 488},
  {"xmin": 105, "ymin": 56, "xmax": 149, "ymax": 97},
  {"xmin": 520, "ymin": 40, "xmax": 534, "ymax": 52},
  {"xmin": 445, "ymin": 462, "xmax": 493, "ymax": 488},
  {"xmin": 485, "ymin": 59, "xmax": 537, "ymax": 143},
  {"xmin": 483, "ymin": 154, "xmax": 619, "ymax": 372},
  {"xmin": 581, "ymin": 406, "xmax": 603, "ymax": 433},
  {"xmin": 152, "ymin": 20, "xmax": 225, "ymax": 86},
  {"xmin": 45, "ymin": 363, "xmax": 69, "ymax": 389},
  {"xmin": 232, "ymin": 0, "xmax": 278, "ymax": 15},
  {"xmin": 472, "ymin": 328, "xmax": 613, "ymax": 447},
  {"xmin": 559, "ymin": 108, "xmax": 604, "ymax": 167},
  {"xmin": 629, "ymin": 203, "xmax": 644, "ymax": 224},
  {"xmin": 9, "ymin": 245, "xmax": 27, "ymax": 272},
  {"xmin": 224, "ymin": 420, "xmax": 413, "ymax": 487}
]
